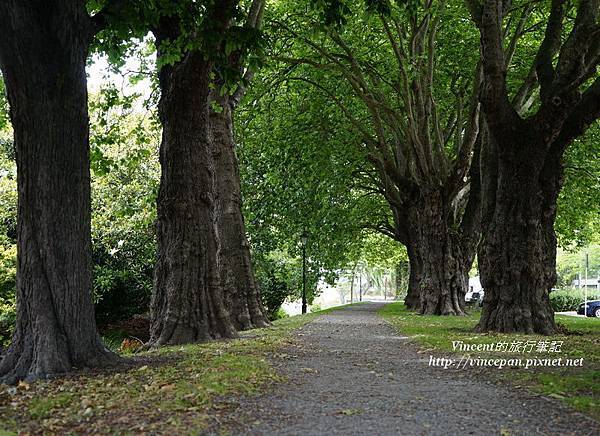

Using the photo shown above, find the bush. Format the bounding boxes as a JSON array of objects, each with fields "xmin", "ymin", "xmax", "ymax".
[
  {"xmin": 550, "ymin": 288, "xmax": 600, "ymax": 312},
  {"xmin": 92, "ymin": 231, "xmax": 155, "ymax": 324},
  {"xmin": 272, "ymin": 307, "xmax": 289, "ymax": 320},
  {"xmin": 0, "ymin": 240, "xmax": 16, "ymax": 348},
  {"xmin": 0, "ymin": 242, "xmax": 16, "ymax": 301},
  {"xmin": 88, "ymin": 85, "xmax": 160, "ymax": 325},
  {"xmin": 254, "ymin": 253, "xmax": 303, "ymax": 321},
  {"xmin": 0, "ymin": 296, "xmax": 15, "ymax": 348},
  {"xmin": 258, "ymin": 269, "xmax": 292, "ymax": 321}
]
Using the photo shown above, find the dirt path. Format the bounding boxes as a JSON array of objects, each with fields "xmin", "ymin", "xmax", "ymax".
[{"xmin": 219, "ymin": 303, "xmax": 599, "ymax": 435}]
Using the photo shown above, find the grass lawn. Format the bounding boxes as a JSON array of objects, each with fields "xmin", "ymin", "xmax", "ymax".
[
  {"xmin": 380, "ymin": 302, "xmax": 600, "ymax": 419},
  {"xmin": 0, "ymin": 308, "xmax": 339, "ymax": 434}
]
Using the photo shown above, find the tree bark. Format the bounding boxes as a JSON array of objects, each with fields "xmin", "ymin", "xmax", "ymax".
[
  {"xmin": 210, "ymin": 93, "xmax": 269, "ymax": 330},
  {"xmin": 0, "ymin": 1, "xmax": 116, "ymax": 383},
  {"xmin": 472, "ymin": 0, "xmax": 600, "ymax": 334},
  {"xmin": 406, "ymin": 192, "xmax": 468, "ymax": 316},
  {"xmin": 477, "ymin": 134, "xmax": 558, "ymax": 334},
  {"xmin": 149, "ymin": 21, "xmax": 237, "ymax": 346},
  {"xmin": 404, "ymin": 245, "xmax": 421, "ymax": 310}
]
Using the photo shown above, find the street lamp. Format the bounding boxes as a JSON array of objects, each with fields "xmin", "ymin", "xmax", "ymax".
[{"xmin": 301, "ymin": 230, "xmax": 308, "ymax": 314}]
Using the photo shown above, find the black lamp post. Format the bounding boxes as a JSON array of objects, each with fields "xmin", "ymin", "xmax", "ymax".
[{"xmin": 301, "ymin": 230, "xmax": 308, "ymax": 314}]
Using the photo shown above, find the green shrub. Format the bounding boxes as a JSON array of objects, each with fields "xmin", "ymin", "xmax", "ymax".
[
  {"xmin": 101, "ymin": 329, "xmax": 129, "ymax": 352},
  {"xmin": 0, "ymin": 239, "xmax": 16, "ymax": 348},
  {"xmin": 310, "ymin": 303, "xmax": 322, "ymax": 312},
  {"xmin": 92, "ymin": 231, "xmax": 155, "ymax": 324},
  {"xmin": 550, "ymin": 288, "xmax": 600, "ymax": 312},
  {"xmin": 272, "ymin": 307, "xmax": 289, "ymax": 320},
  {"xmin": 252, "ymin": 247, "xmax": 325, "ymax": 321},
  {"xmin": 88, "ymin": 85, "xmax": 160, "ymax": 325},
  {"xmin": 258, "ymin": 270, "xmax": 292, "ymax": 321},
  {"xmin": 0, "ymin": 242, "xmax": 16, "ymax": 301},
  {"xmin": 0, "ymin": 296, "xmax": 15, "ymax": 348}
]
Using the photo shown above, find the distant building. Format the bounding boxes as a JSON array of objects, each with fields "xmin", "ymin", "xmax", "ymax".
[{"xmin": 571, "ymin": 278, "xmax": 600, "ymax": 290}]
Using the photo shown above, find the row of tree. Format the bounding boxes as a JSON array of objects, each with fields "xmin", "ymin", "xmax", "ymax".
[
  {"xmin": 235, "ymin": 1, "xmax": 598, "ymax": 315},
  {"xmin": 0, "ymin": 0, "xmax": 269, "ymax": 383},
  {"xmin": 255, "ymin": 0, "xmax": 599, "ymax": 333},
  {"xmin": 0, "ymin": 0, "xmax": 598, "ymax": 383}
]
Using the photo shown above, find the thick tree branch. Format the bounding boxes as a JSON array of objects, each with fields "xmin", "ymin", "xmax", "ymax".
[
  {"xmin": 511, "ymin": 64, "xmax": 538, "ymax": 114},
  {"xmin": 90, "ymin": 0, "xmax": 130, "ymax": 36},
  {"xmin": 231, "ymin": 0, "xmax": 266, "ymax": 106},
  {"xmin": 504, "ymin": 2, "xmax": 533, "ymax": 69},
  {"xmin": 478, "ymin": 0, "xmax": 522, "ymax": 132},
  {"xmin": 555, "ymin": 0, "xmax": 600, "ymax": 91},
  {"xmin": 465, "ymin": 0, "xmax": 483, "ymax": 24},
  {"xmin": 458, "ymin": 127, "xmax": 483, "ymax": 244},
  {"xmin": 551, "ymin": 76, "xmax": 600, "ymax": 156},
  {"xmin": 534, "ymin": 0, "xmax": 566, "ymax": 100}
]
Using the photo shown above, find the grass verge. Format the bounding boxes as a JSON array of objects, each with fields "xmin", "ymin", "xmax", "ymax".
[
  {"xmin": 0, "ymin": 310, "xmax": 326, "ymax": 434},
  {"xmin": 379, "ymin": 302, "xmax": 600, "ymax": 419}
]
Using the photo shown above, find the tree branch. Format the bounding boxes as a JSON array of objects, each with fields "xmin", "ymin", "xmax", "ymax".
[
  {"xmin": 478, "ymin": 0, "xmax": 522, "ymax": 132},
  {"xmin": 90, "ymin": 0, "xmax": 130, "ymax": 35},
  {"xmin": 231, "ymin": 0, "xmax": 267, "ymax": 106},
  {"xmin": 554, "ymin": 0, "xmax": 600, "ymax": 92},
  {"xmin": 285, "ymin": 76, "xmax": 379, "ymax": 148},
  {"xmin": 550, "ymin": 76, "xmax": 600, "ymax": 156},
  {"xmin": 534, "ymin": 0, "xmax": 566, "ymax": 101}
]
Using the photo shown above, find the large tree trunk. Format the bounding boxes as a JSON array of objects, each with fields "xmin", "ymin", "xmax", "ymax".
[
  {"xmin": 477, "ymin": 137, "xmax": 558, "ymax": 334},
  {"xmin": 0, "ymin": 1, "xmax": 116, "ymax": 383},
  {"xmin": 407, "ymin": 192, "xmax": 468, "ymax": 316},
  {"xmin": 471, "ymin": 0, "xmax": 600, "ymax": 335},
  {"xmin": 149, "ymin": 25, "xmax": 237, "ymax": 345},
  {"xmin": 210, "ymin": 93, "xmax": 268, "ymax": 330}
]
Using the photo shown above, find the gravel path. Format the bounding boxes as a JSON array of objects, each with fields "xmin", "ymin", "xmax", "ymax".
[{"xmin": 221, "ymin": 303, "xmax": 599, "ymax": 435}]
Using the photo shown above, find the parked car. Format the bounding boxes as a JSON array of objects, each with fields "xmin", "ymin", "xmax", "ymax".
[
  {"xmin": 577, "ymin": 300, "xmax": 600, "ymax": 317},
  {"xmin": 465, "ymin": 290, "xmax": 484, "ymax": 306}
]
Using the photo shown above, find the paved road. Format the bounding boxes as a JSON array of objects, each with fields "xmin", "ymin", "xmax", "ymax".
[{"xmin": 222, "ymin": 303, "xmax": 599, "ymax": 435}]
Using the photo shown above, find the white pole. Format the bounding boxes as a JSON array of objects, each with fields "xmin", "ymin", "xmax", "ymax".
[{"xmin": 584, "ymin": 253, "xmax": 588, "ymax": 317}]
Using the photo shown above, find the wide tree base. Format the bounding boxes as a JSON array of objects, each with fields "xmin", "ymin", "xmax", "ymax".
[
  {"xmin": 148, "ymin": 316, "xmax": 238, "ymax": 347},
  {"xmin": 476, "ymin": 298, "xmax": 557, "ymax": 335},
  {"xmin": 230, "ymin": 296, "xmax": 270, "ymax": 331},
  {"xmin": 251, "ymin": 318, "xmax": 270, "ymax": 329},
  {"xmin": 418, "ymin": 270, "xmax": 468, "ymax": 316},
  {"xmin": 232, "ymin": 315, "xmax": 269, "ymax": 332},
  {"xmin": 420, "ymin": 305, "xmax": 466, "ymax": 316},
  {"xmin": 0, "ymin": 335, "xmax": 118, "ymax": 385},
  {"xmin": 404, "ymin": 286, "xmax": 421, "ymax": 311}
]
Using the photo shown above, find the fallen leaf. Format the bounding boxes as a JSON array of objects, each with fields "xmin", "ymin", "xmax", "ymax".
[{"xmin": 160, "ymin": 384, "xmax": 176, "ymax": 392}]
